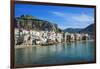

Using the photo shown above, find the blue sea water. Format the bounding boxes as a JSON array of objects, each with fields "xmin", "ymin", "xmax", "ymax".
[{"xmin": 15, "ymin": 40, "xmax": 95, "ymax": 66}]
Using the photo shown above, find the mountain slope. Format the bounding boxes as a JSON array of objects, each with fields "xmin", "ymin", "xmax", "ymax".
[
  {"xmin": 79, "ymin": 24, "xmax": 94, "ymax": 35},
  {"xmin": 15, "ymin": 15, "xmax": 62, "ymax": 32},
  {"xmin": 63, "ymin": 28, "xmax": 82, "ymax": 33},
  {"xmin": 63, "ymin": 24, "xmax": 94, "ymax": 35}
]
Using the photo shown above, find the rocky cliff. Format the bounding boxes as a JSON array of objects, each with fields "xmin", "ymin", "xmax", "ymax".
[{"xmin": 15, "ymin": 15, "xmax": 62, "ymax": 32}]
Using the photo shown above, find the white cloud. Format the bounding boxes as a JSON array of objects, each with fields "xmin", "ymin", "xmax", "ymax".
[
  {"xmin": 58, "ymin": 25, "xmax": 67, "ymax": 30},
  {"xmin": 50, "ymin": 11, "xmax": 94, "ymax": 29},
  {"xmin": 51, "ymin": 11, "xmax": 68, "ymax": 20},
  {"xmin": 72, "ymin": 13, "xmax": 94, "ymax": 23},
  {"xmin": 51, "ymin": 11, "xmax": 94, "ymax": 23}
]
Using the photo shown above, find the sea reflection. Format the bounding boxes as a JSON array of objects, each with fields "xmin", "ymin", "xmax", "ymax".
[{"xmin": 15, "ymin": 41, "xmax": 95, "ymax": 65}]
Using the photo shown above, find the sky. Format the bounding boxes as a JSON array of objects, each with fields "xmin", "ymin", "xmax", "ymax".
[{"xmin": 15, "ymin": 4, "xmax": 94, "ymax": 29}]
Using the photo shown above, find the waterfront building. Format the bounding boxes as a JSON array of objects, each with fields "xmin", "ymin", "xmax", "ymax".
[{"xmin": 15, "ymin": 28, "xmax": 90, "ymax": 46}]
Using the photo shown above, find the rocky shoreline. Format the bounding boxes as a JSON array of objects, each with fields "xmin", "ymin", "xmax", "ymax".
[{"xmin": 15, "ymin": 40, "xmax": 94, "ymax": 49}]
